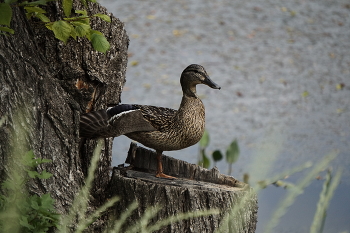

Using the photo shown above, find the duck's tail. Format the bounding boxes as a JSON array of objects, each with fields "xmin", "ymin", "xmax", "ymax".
[
  {"xmin": 79, "ymin": 109, "xmax": 110, "ymax": 138},
  {"xmin": 79, "ymin": 104, "xmax": 156, "ymax": 138}
]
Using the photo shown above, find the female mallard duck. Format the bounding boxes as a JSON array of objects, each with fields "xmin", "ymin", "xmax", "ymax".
[{"xmin": 80, "ymin": 64, "xmax": 220, "ymax": 178}]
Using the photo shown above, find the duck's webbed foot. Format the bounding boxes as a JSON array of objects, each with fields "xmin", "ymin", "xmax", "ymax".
[
  {"xmin": 156, "ymin": 150, "xmax": 177, "ymax": 179},
  {"xmin": 156, "ymin": 171, "xmax": 176, "ymax": 179}
]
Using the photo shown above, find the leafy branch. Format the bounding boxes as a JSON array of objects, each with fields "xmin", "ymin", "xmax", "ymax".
[{"xmin": 0, "ymin": 0, "xmax": 111, "ymax": 53}]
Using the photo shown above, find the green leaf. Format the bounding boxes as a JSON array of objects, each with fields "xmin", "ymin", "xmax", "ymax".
[
  {"xmin": 30, "ymin": 198, "xmax": 40, "ymax": 210},
  {"xmin": 19, "ymin": 0, "xmax": 52, "ymax": 6},
  {"xmin": 80, "ymin": 0, "xmax": 87, "ymax": 7},
  {"xmin": 38, "ymin": 170, "xmax": 53, "ymax": 179},
  {"xmin": 226, "ymin": 139, "xmax": 240, "ymax": 164},
  {"xmin": 45, "ymin": 23, "xmax": 53, "ymax": 30},
  {"xmin": 62, "ymin": 0, "xmax": 73, "ymax": 17},
  {"xmin": 40, "ymin": 193, "xmax": 55, "ymax": 209},
  {"xmin": 24, "ymin": 6, "xmax": 47, "ymax": 13},
  {"xmin": 89, "ymin": 29, "xmax": 102, "ymax": 36},
  {"xmin": 199, "ymin": 129, "xmax": 209, "ymax": 148},
  {"xmin": 18, "ymin": 0, "xmax": 29, "ymax": 6},
  {"xmin": 75, "ymin": 9, "xmax": 87, "ymax": 16},
  {"xmin": 2, "ymin": 180, "xmax": 15, "ymax": 191},
  {"xmin": 35, "ymin": 13, "xmax": 50, "ymax": 23},
  {"xmin": 0, "ymin": 26, "xmax": 14, "ymax": 34},
  {"xmin": 25, "ymin": 12, "xmax": 32, "ymax": 19},
  {"xmin": 70, "ymin": 26, "xmax": 77, "ymax": 39},
  {"xmin": 73, "ymin": 22, "xmax": 90, "ymax": 37},
  {"xmin": 94, "ymin": 13, "xmax": 111, "ymax": 23},
  {"xmin": 40, "ymin": 158, "xmax": 52, "ymax": 164},
  {"xmin": 23, "ymin": 150, "xmax": 36, "ymax": 167},
  {"xmin": 0, "ymin": 3, "xmax": 12, "ymax": 26},
  {"xmin": 202, "ymin": 150, "xmax": 210, "ymax": 168},
  {"xmin": 26, "ymin": 0, "xmax": 51, "ymax": 6},
  {"xmin": 67, "ymin": 15, "xmax": 90, "ymax": 25},
  {"xmin": 5, "ymin": 0, "xmax": 18, "ymax": 4},
  {"xmin": 75, "ymin": 17, "xmax": 89, "ymax": 25},
  {"xmin": 90, "ymin": 32, "xmax": 110, "ymax": 53},
  {"xmin": 27, "ymin": 170, "xmax": 39, "ymax": 178},
  {"xmin": 63, "ymin": 16, "xmax": 77, "ymax": 21},
  {"xmin": 52, "ymin": 20, "xmax": 73, "ymax": 43},
  {"xmin": 20, "ymin": 216, "xmax": 34, "ymax": 229},
  {"xmin": 212, "ymin": 150, "xmax": 223, "ymax": 162}
]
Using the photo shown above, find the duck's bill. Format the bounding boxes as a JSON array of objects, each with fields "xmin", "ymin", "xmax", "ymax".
[{"xmin": 204, "ymin": 76, "xmax": 221, "ymax": 90}]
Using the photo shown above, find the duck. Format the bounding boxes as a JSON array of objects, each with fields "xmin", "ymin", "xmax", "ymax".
[{"xmin": 80, "ymin": 64, "xmax": 220, "ymax": 178}]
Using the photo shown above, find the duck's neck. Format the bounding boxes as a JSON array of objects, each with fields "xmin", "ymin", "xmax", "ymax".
[
  {"xmin": 181, "ymin": 83, "xmax": 198, "ymax": 98},
  {"xmin": 176, "ymin": 89, "xmax": 205, "ymax": 137},
  {"xmin": 178, "ymin": 87, "xmax": 204, "ymax": 113}
]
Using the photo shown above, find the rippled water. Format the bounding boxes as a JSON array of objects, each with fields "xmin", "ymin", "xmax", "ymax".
[{"xmin": 100, "ymin": 0, "xmax": 350, "ymax": 232}]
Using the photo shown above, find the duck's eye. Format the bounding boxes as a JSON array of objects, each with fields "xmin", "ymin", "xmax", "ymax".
[
  {"xmin": 193, "ymin": 70, "xmax": 204, "ymax": 75},
  {"xmin": 184, "ymin": 69, "xmax": 203, "ymax": 76}
]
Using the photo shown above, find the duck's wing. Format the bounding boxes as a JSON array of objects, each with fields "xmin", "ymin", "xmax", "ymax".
[
  {"xmin": 132, "ymin": 104, "xmax": 177, "ymax": 130},
  {"xmin": 80, "ymin": 104, "xmax": 157, "ymax": 138}
]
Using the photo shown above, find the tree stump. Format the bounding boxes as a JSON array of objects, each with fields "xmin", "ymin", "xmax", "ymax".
[{"xmin": 107, "ymin": 143, "xmax": 258, "ymax": 233}]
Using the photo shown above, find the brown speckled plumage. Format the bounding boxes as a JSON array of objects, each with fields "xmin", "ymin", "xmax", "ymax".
[
  {"xmin": 80, "ymin": 64, "xmax": 220, "ymax": 178},
  {"xmin": 127, "ymin": 95, "xmax": 205, "ymax": 152}
]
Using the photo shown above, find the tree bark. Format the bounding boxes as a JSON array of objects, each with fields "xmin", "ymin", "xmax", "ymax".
[
  {"xmin": 0, "ymin": 0, "xmax": 128, "ymax": 225},
  {"xmin": 106, "ymin": 143, "xmax": 258, "ymax": 233}
]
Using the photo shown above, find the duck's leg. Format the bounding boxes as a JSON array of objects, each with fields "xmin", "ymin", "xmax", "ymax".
[{"xmin": 155, "ymin": 150, "xmax": 176, "ymax": 179}]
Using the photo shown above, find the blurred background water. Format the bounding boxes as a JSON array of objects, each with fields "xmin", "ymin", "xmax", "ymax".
[{"xmin": 99, "ymin": 0, "xmax": 350, "ymax": 232}]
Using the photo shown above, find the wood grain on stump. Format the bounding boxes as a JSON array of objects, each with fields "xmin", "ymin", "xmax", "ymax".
[{"xmin": 107, "ymin": 143, "xmax": 258, "ymax": 233}]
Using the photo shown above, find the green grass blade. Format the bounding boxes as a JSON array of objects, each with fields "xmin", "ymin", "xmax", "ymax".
[
  {"xmin": 215, "ymin": 188, "xmax": 255, "ymax": 233},
  {"xmin": 107, "ymin": 201, "xmax": 138, "ymax": 233},
  {"xmin": 263, "ymin": 151, "xmax": 338, "ymax": 233},
  {"xmin": 124, "ymin": 205, "xmax": 161, "ymax": 233},
  {"xmin": 310, "ymin": 168, "xmax": 342, "ymax": 233},
  {"xmin": 59, "ymin": 139, "xmax": 104, "ymax": 232},
  {"xmin": 256, "ymin": 161, "xmax": 312, "ymax": 189},
  {"xmin": 76, "ymin": 196, "xmax": 120, "ymax": 233},
  {"xmin": 145, "ymin": 209, "xmax": 219, "ymax": 233}
]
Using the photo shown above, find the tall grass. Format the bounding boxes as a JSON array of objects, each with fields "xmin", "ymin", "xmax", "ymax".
[
  {"xmin": 310, "ymin": 168, "xmax": 342, "ymax": 233},
  {"xmin": 1, "ymin": 112, "xmax": 343, "ymax": 233},
  {"xmin": 263, "ymin": 151, "xmax": 338, "ymax": 233},
  {"xmin": 0, "ymin": 113, "xmax": 218, "ymax": 232},
  {"xmin": 0, "ymin": 111, "xmax": 59, "ymax": 233},
  {"xmin": 59, "ymin": 139, "xmax": 120, "ymax": 233},
  {"xmin": 0, "ymin": 113, "xmax": 28, "ymax": 233}
]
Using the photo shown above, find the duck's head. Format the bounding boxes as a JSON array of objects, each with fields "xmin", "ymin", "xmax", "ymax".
[{"xmin": 180, "ymin": 64, "xmax": 221, "ymax": 96}]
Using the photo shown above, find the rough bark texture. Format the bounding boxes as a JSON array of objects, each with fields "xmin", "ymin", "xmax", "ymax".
[
  {"xmin": 106, "ymin": 143, "xmax": 258, "ymax": 233},
  {"xmin": 0, "ymin": 0, "xmax": 128, "ymax": 226}
]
